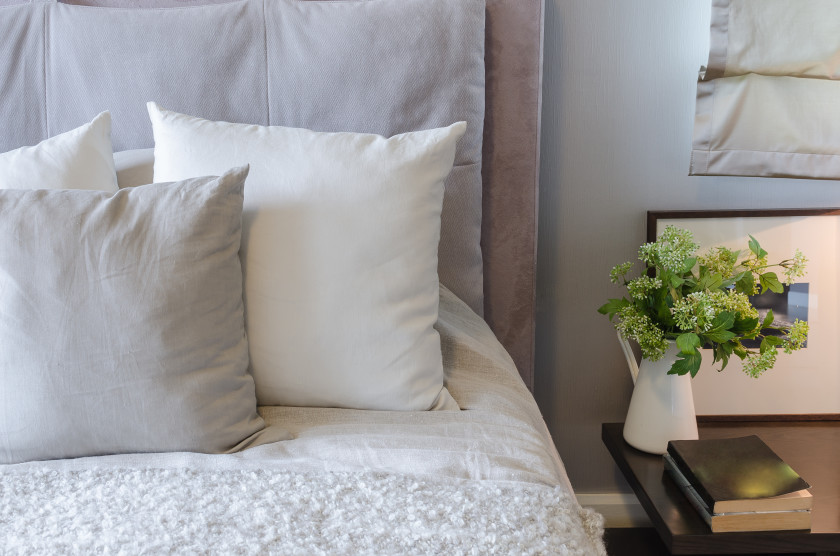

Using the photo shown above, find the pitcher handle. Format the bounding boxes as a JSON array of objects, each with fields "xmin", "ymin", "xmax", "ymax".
[{"xmin": 617, "ymin": 332, "xmax": 639, "ymax": 384}]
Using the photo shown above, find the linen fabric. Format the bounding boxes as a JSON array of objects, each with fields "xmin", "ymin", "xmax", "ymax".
[
  {"xmin": 0, "ymin": 167, "xmax": 267, "ymax": 464},
  {"xmin": 4, "ymin": 285, "xmax": 574, "ymax": 491},
  {"xmin": 0, "ymin": 111, "xmax": 117, "ymax": 192},
  {"xmin": 149, "ymin": 103, "xmax": 463, "ymax": 411},
  {"xmin": 691, "ymin": 0, "xmax": 840, "ymax": 178}
]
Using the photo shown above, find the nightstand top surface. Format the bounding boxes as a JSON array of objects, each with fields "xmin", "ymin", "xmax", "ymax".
[{"xmin": 602, "ymin": 421, "xmax": 840, "ymax": 554}]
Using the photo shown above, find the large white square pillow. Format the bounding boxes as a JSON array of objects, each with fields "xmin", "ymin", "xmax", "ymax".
[
  {"xmin": 148, "ymin": 102, "xmax": 464, "ymax": 411},
  {"xmin": 0, "ymin": 111, "xmax": 117, "ymax": 191},
  {"xmin": 0, "ymin": 167, "xmax": 268, "ymax": 464}
]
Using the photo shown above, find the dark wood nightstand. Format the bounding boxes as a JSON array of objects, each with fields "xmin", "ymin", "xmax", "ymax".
[{"xmin": 602, "ymin": 421, "xmax": 840, "ymax": 555}]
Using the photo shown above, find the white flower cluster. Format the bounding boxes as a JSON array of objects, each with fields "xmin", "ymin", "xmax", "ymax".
[
  {"xmin": 626, "ymin": 275, "xmax": 662, "ymax": 300},
  {"xmin": 671, "ymin": 292, "xmax": 717, "ymax": 333},
  {"xmin": 638, "ymin": 226, "xmax": 698, "ymax": 273},
  {"xmin": 697, "ymin": 246, "xmax": 737, "ymax": 277},
  {"xmin": 783, "ymin": 249, "xmax": 808, "ymax": 285},
  {"xmin": 615, "ymin": 305, "xmax": 669, "ymax": 361},
  {"xmin": 742, "ymin": 349, "xmax": 777, "ymax": 378},
  {"xmin": 671, "ymin": 290, "xmax": 757, "ymax": 334}
]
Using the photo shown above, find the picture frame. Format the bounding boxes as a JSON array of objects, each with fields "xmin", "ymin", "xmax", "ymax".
[{"xmin": 647, "ymin": 209, "xmax": 840, "ymax": 420}]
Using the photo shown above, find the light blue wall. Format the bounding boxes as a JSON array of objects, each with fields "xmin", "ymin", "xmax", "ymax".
[{"xmin": 536, "ymin": 0, "xmax": 840, "ymax": 492}]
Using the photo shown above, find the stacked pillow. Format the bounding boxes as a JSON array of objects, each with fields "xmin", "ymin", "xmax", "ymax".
[
  {"xmin": 0, "ymin": 111, "xmax": 117, "ymax": 192},
  {"xmin": 0, "ymin": 105, "xmax": 465, "ymax": 463},
  {"xmin": 148, "ymin": 103, "xmax": 463, "ymax": 412},
  {"xmin": 0, "ymin": 117, "xmax": 267, "ymax": 464}
]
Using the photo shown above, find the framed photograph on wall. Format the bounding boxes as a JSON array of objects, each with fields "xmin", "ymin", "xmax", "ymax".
[{"xmin": 648, "ymin": 209, "xmax": 840, "ymax": 419}]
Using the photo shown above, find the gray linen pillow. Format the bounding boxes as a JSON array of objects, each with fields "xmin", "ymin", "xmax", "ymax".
[{"xmin": 0, "ymin": 166, "xmax": 265, "ymax": 464}]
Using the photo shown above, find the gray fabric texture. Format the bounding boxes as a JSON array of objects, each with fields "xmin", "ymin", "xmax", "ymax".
[
  {"xmin": 0, "ymin": 0, "xmax": 486, "ymax": 313},
  {"xmin": 0, "ymin": 4, "xmax": 46, "ymax": 147},
  {"xmin": 0, "ymin": 167, "xmax": 267, "ymax": 464}
]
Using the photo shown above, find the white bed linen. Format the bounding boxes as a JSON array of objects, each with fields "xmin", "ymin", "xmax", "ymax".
[{"xmin": 4, "ymin": 285, "xmax": 572, "ymax": 494}]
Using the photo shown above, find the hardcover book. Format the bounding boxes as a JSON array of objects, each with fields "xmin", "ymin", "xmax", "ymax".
[
  {"xmin": 663, "ymin": 454, "xmax": 811, "ymax": 533},
  {"xmin": 666, "ymin": 435, "xmax": 810, "ymax": 514}
]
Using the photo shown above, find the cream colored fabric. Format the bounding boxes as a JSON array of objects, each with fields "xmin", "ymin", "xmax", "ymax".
[
  {"xmin": 149, "ymin": 103, "xmax": 463, "ymax": 412},
  {"xmin": 691, "ymin": 0, "xmax": 840, "ymax": 178},
  {"xmin": 4, "ymin": 285, "xmax": 573, "ymax": 494},
  {"xmin": 0, "ymin": 112, "xmax": 117, "ymax": 192}
]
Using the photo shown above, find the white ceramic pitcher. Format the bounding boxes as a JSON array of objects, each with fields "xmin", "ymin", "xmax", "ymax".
[{"xmin": 618, "ymin": 333, "xmax": 698, "ymax": 454}]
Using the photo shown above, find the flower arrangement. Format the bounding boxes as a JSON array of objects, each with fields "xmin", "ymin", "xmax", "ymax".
[{"xmin": 598, "ymin": 226, "xmax": 809, "ymax": 378}]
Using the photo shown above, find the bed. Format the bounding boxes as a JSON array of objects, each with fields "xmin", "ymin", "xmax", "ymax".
[{"xmin": 0, "ymin": 1, "xmax": 606, "ymax": 553}]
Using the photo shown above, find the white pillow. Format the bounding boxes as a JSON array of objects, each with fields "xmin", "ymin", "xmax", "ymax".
[
  {"xmin": 148, "ymin": 102, "xmax": 464, "ymax": 411},
  {"xmin": 0, "ymin": 111, "xmax": 117, "ymax": 192},
  {"xmin": 113, "ymin": 147, "xmax": 154, "ymax": 188}
]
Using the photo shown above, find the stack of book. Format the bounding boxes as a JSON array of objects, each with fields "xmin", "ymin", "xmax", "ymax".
[{"xmin": 664, "ymin": 435, "xmax": 812, "ymax": 533}]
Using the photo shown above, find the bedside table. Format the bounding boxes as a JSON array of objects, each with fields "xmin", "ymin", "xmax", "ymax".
[{"xmin": 602, "ymin": 421, "xmax": 840, "ymax": 555}]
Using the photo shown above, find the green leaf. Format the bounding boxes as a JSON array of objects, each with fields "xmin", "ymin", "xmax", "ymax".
[
  {"xmin": 705, "ymin": 329, "xmax": 737, "ymax": 343},
  {"xmin": 731, "ymin": 319, "xmax": 759, "ymax": 337},
  {"xmin": 668, "ymin": 349, "xmax": 702, "ymax": 378},
  {"xmin": 722, "ymin": 271, "xmax": 747, "ymax": 289},
  {"xmin": 711, "ymin": 311, "xmax": 735, "ymax": 331},
  {"xmin": 696, "ymin": 270, "xmax": 723, "ymax": 292},
  {"xmin": 760, "ymin": 336, "xmax": 784, "ymax": 353},
  {"xmin": 720, "ymin": 268, "xmax": 749, "ymax": 289},
  {"xmin": 597, "ymin": 297, "xmax": 629, "ymax": 319},
  {"xmin": 748, "ymin": 235, "xmax": 768, "ymax": 258},
  {"xmin": 714, "ymin": 344, "xmax": 731, "ymax": 371},
  {"xmin": 682, "ymin": 257, "xmax": 697, "ymax": 273},
  {"xmin": 734, "ymin": 272, "xmax": 755, "ymax": 295},
  {"xmin": 676, "ymin": 333, "xmax": 701, "ymax": 354},
  {"xmin": 732, "ymin": 316, "xmax": 759, "ymax": 334},
  {"xmin": 670, "ymin": 274, "xmax": 684, "ymax": 288},
  {"xmin": 761, "ymin": 310, "xmax": 775, "ymax": 330},
  {"xmin": 759, "ymin": 272, "xmax": 784, "ymax": 294},
  {"xmin": 650, "ymin": 288, "xmax": 674, "ymax": 325},
  {"xmin": 703, "ymin": 311, "xmax": 737, "ymax": 343}
]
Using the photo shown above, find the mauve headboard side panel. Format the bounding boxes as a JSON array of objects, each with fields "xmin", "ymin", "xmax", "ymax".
[{"xmin": 482, "ymin": 0, "xmax": 543, "ymax": 391}]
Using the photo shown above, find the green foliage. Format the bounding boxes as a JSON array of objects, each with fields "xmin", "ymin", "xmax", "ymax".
[
  {"xmin": 675, "ymin": 332, "xmax": 700, "ymax": 354},
  {"xmin": 669, "ymin": 349, "xmax": 702, "ymax": 378},
  {"xmin": 600, "ymin": 226, "xmax": 809, "ymax": 378},
  {"xmin": 748, "ymin": 235, "xmax": 768, "ymax": 258},
  {"xmin": 759, "ymin": 272, "xmax": 784, "ymax": 294}
]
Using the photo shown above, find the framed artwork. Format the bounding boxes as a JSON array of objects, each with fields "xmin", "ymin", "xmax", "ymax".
[{"xmin": 647, "ymin": 209, "xmax": 840, "ymax": 419}]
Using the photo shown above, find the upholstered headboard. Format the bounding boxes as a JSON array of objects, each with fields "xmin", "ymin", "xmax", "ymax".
[
  {"xmin": 482, "ymin": 0, "xmax": 543, "ymax": 390},
  {"xmin": 0, "ymin": 0, "xmax": 543, "ymax": 389}
]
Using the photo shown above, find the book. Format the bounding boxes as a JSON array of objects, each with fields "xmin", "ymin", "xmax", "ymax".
[
  {"xmin": 663, "ymin": 454, "xmax": 811, "ymax": 533},
  {"xmin": 666, "ymin": 435, "xmax": 811, "ymax": 514}
]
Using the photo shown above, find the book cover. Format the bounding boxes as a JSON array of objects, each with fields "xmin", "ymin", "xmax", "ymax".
[
  {"xmin": 663, "ymin": 455, "xmax": 811, "ymax": 533},
  {"xmin": 667, "ymin": 435, "xmax": 810, "ymax": 512},
  {"xmin": 663, "ymin": 453, "xmax": 811, "ymax": 514}
]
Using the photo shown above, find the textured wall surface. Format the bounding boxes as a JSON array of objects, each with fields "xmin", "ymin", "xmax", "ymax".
[{"xmin": 537, "ymin": 0, "xmax": 840, "ymax": 493}]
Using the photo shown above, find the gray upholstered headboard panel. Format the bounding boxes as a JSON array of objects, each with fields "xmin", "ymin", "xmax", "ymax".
[{"xmin": 0, "ymin": 0, "xmax": 543, "ymax": 390}]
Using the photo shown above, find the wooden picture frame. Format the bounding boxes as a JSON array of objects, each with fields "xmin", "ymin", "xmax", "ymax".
[{"xmin": 648, "ymin": 209, "xmax": 840, "ymax": 420}]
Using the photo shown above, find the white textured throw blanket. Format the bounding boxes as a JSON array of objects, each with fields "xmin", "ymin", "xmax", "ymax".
[{"xmin": 1, "ymin": 468, "xmax": 604, "ymax": 555}]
